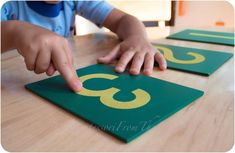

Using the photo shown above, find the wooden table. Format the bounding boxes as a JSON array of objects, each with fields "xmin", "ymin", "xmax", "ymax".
[{"xmin": 1, "ymin": 27, "xmax": 234, "ymax": 152}]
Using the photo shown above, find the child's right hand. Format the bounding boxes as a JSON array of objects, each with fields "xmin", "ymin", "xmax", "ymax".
[{"xmin": 11, "ymin": 21, "xmax": 82, "ymax": 92}]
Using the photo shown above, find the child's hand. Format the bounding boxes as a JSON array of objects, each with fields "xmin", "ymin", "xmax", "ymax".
[
  {"xmin": 98, "ymin": 35, "xmax": 167, "ymax": 75},
  {"xmin": 12, "ymin": 21, "xmax": 82, "ymax": 92}
]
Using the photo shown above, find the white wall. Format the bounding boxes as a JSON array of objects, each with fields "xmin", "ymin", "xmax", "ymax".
[
  {"xmin": 75, "ymin": 0, "xmax": 172, "ymax": 35},
  {"xmin": 75, "ymin": 15, "xmax": 104, "ymax": 36},
  {"xmin": 75, "ymin": 1, "xmax": 234, "ymax": 35},
  {"xmin": 108, "ymin": 0, "xmax": 171, "ymax": 21},
  {"xmin": 174, "ymin": 1, "xmax": 234, "ymax": 28}
]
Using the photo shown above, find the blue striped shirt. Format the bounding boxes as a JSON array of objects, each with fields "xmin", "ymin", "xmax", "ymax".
[{"xmin": 1, "ymin": 1, "xmax": 114, "ymax": 37}]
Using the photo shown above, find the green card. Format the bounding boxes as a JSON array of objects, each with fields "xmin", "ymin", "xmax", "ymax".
[
  {"xmin": 167, "ymin": 29, "xmax": 234, "ymax": 46},
  {"xmin": 25, "ymin": 64, "xmax": 204, "ymax": 143},
  {"xmin": 153, "ymin": 44, "xmax": 233, "ymax": 76}
]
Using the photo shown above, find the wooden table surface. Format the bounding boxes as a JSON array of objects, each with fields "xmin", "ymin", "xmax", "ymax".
[{"xmin": 1, "ymin": 27, "xmax": 234, "ymax": 152}]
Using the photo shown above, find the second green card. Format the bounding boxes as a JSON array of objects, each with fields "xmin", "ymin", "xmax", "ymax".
[{"xmin": 154, "ymin": 44, "xmax": 233, "ymax": 76}]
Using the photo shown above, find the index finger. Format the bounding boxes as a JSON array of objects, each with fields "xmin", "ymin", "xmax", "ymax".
[{"xmin": 51, "ymin": 47, "xmax": 83, "ymax": 92}]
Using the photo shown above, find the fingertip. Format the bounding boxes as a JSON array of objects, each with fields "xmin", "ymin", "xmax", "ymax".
[
  {"xmin": 97, "ymin": 57, "xmax": 109, "ymax": 64},
  {"xmin": 160, "ymin": 62, "xmax": 167, "ymax": 70},
  {"xmin": 97, "ymin": 57, "xmax": 105, "ymax": 63},
  {"xmin": 155, "ymin": 53, "xmax": 167, "ymax": 71},
  {"xmin": 130, "ymin": 69, "xmax": 139, "ymax": 75},
  {"xmin": 46, "ymin": 70, "xmax": 54, "ymax": 76},
  {"xmin": 71, "ymin": 79, "xmax": 83, "ymax": 92},
  {"xmin": 143, "ymin": 69, "xmax": 152, "ymax": 76},
  {"xmin": 46, "ymin": 63, "xmax": 56, "ymax": 76},
  {"xmin": 115, "ymin": 67, "xmax": 124, "ymax": 73},
  {"xmin": 97, "ymin": 58, "xmax": 102, "ymax": 63}
]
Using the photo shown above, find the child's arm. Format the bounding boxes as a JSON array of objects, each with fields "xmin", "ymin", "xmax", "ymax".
[
  {"xmin": 98, "ymin": 9, "xmax": 167, "ymax": 75},
  {"xmin": 1, "ymin": 21, "xmax": 82, "ymax": 92}
]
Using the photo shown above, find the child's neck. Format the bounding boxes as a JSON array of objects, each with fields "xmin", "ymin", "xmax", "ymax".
[{"xmin": 44, "ymin": 1, "xmax": 61, "ymax": 5}]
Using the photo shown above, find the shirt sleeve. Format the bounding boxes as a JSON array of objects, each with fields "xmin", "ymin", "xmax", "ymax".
[
  {"xmin": 1, "ymin": 1, "xmax": 18, "ymax": 21},
  {"xmin": 75, "ymin": 1, "xmax": 114, "ymax": 27}
]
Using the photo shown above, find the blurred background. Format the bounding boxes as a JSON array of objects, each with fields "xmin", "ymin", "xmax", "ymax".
[{"xmin": 75, "ymin": 0, "xmax": 234, "ymax": 39}]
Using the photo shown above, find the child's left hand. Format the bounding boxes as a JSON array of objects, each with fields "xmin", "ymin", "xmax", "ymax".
[{"xmin": 98, "ymin": 35, "xmax": 167, "ymax": 75}]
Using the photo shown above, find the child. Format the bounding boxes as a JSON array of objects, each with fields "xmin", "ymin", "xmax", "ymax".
[{"xmin": 1, "ymin": 1, "xmax": 167, "ymax": 92}]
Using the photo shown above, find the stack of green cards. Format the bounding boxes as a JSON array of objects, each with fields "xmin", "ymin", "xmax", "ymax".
[
  {"xmin": 154, "ymin": 44, "xmax": 233, "ymax": 76},
  {"xmin": 25, "ymin": 64, "xmax": 204, "ymax": 142},
  {"xmin": 167, "ymin": 29, "xmax": 234, "ymax": 46}
]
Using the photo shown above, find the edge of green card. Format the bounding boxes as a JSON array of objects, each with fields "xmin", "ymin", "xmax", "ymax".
[{"xmin": 167, "ymin": 29, "xmax": 234, "ymax": 46}]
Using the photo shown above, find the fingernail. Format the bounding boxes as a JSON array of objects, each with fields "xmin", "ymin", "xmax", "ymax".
[
  {"xmin": 130, "ymin": 69, "xmax": 138, "ymax": 75},
  {"xmin": 115, "ymin": 66, "xmax": 123, "ymax": 73},
  {"xmin": 97, "ymin": 57, "xmax": 105, "ymax": 63},
  {"xmin": 73, "ymin": 81, "xmax": 83, "ymax": 92},
  {"xmin": 143, "ymin": 69, "xmax": 151, "ymax": 76},
  {"xmin": 163, "ymin": 64, "xmax": 167, "ymax": 70}
]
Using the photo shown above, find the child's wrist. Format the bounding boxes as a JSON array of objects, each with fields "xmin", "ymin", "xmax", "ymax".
[
  {"xmin": 10, "ymin": 20, "xmax": 23, "ymax": 47},
  {"xmin": 1, "ymin": 20, "xmax": 21, "ymax": 50},
  {"xmin": 124, "ymin": 34, "xmax": 148, "ymax": 41},
  {"xmin": 4, "ymin": 20, "xmax": 20, "ymax": 48}
]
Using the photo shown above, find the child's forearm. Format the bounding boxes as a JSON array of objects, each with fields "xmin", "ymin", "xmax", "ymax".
[
  {"xmin": 114, "ymin": 14, "xmax": 148, "ymax": 40},
  {"xmin": 1, "ymin": 21, "xmax": 18, "ymax": 52},
  {"xmin": 104, "ymin": 9, "xmax": 147, "ymax": 40}
]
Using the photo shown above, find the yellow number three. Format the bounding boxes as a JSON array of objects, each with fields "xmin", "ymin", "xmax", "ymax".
[{"xmin": 76, "ymin": 73, "xmax": 151, "ymax": 109}]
